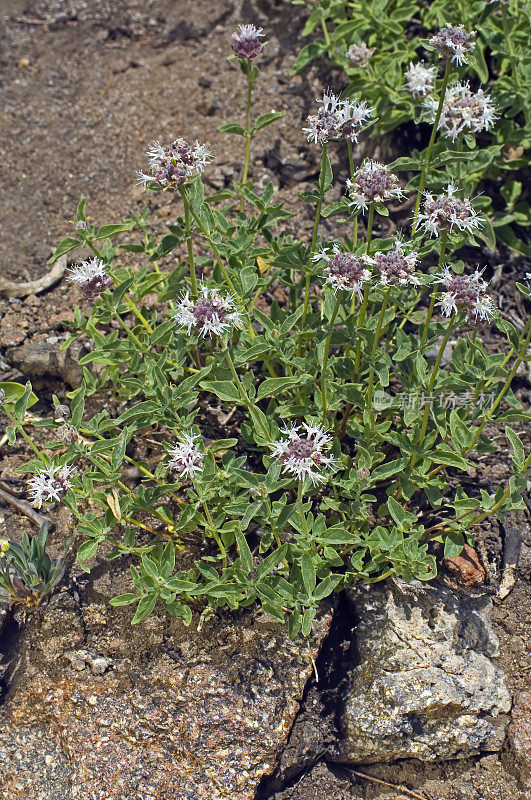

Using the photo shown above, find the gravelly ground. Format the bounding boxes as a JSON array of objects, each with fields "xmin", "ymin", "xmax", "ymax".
[{"xmin": 0, "ymin": 1, "xmax": 530, "ymax": 799}]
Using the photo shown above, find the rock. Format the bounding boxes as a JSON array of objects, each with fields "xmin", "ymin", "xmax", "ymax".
[
  {"xmin": 337, "ymin": 582, "xmax": 511, "ymax": 763},
  {"xmin": 0, "ymin": 579, "xmax": 332, "ymax": 800},
  {"xmin": 6, "ymin": 336, "xmax": 82, "ymax": 388},
  {"xmin": 63, "ymin": 649, "xmax": 113, "ymax": 675},
  {"xmin": 444, "ymin": 544, "xmax": 486, "ymax": 588},
  {"xmin": 508, "ymin": 688, "xmax": 531, "ymax": 791}
]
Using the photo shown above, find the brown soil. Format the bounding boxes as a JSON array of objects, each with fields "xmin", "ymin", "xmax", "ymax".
[{"xmin": 0, "ymin": 1, "xmax": 530, "ymax": 799}]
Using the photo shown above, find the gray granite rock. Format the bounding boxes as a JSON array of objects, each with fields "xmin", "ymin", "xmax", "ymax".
[
  {"xmin": 0, "ymin": 583, "xmax": 332, "ymax": 800},
  {"xmin": 337, "ymin": 582, "xmax": 511, "ymax": 763}
]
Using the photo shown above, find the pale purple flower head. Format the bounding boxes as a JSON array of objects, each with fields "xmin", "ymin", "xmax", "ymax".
[
  {"xmin": 342, "ymin": 98, "xmax": 374, "ymax": 143},
  {"xmin": 231, "ymin": 24, "xmax": 265, "ymax": 59},
  {"xmin": 346, "ymin": 42, "xmax": 375, "ymax": 67},
  {"xmin": 425, "ymin": 82, "xmax": 497, "ymax": 141},
  {"xmin": 270, "ymin": 423, "xmax": 336, "ymax": 485},
  {"xmin": 67, "ymin": 258, "xmax": 112, "ymax": 297},
  {"xmin": 369, "ymin": 240, "xmax": 419, "ymax": 286},
  {"xmin": 172, "ymin": 283, "xmax": 243, "ymax": 339},
  {"xmin": 437, "ymin": 267, "xmax": 496, "ymax": 323},
  {"xmin": 404, "ymin": 61, "xmax": 437, "ymax": 99},
  {"xmin": 28, "ymin": 464, "xmax": 74, "ymax": 509},
  {"xmin": 303, "ymin": 91, "xmax": 372, "ymax": 145},
  {"xmin": 416, "ymin": 182, "xmax": 483, "ymax": 237},
  {"xmin": 429, "ymin": 24, "xmax": 475, "ymax": 65},
  {"xmin": 314, "ymin": 244, "xmax": 371, "ymax": 297},
  {"xmin": 137, "ymin": 138, "xmax": 212, "ymax": 191},
  {"xmin": 166, "ymin": 433, "xmax": 204, "ymax": 480},
  {"xmin": 347, "ymin": 160, "xmax": 404, "ymax": 212}
]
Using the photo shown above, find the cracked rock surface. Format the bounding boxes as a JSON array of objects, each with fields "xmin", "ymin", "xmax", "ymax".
[
  {"xmin": 337, "ymin": 582, "xmax": 511, "ymax": 763},
  {"xmin": 0, "ymin": 566, "xmax": 332, "ymax": 800}
]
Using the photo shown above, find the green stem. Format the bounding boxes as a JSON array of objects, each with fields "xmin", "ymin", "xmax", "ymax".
[
  {"xmin": 179, "ymin": 188, "xmax": 198, "ymax": 299},
  {"xmin": 241, "ymin": 74, "xmax": 254, "ymax": 212},
  {"xmin": 302, "ymin": 144, "xmax": 327, "ymax": 328},
  {"xmin": 417, "ymin": 323, "xmax": 454, "ymax": 447},
  {"xmin": 420, "ymin": 229, "xmax": 447, "ymax": 348},
  {"xmin": 321, "ymin": 293, "xmax": 343, "ymax": 422},
  {"xmin": 320, "ymin": 13, "xmax": 332, "ymax": 57},
  {"xmin": 367, "ymin": 287, "xmax": 391, "ymax": 432},
  {"xmin": 347, "ymin": 139, "xmax": 357, "ymax": 247},
  {"xmin": 225, "ymin": 350, "xmax": 271, "ymax": 442},
  {"xmin": 2, "ymin": 407, "xmax": 44, "ymax": 460},
  {"xmin": 413, "ymin": 58, "xmax": 451, "ymax": 231},
  {"xmin": 354, "ymin": 283, "xmax": 370, "ymax": 378},
  {"xmin": 297, "ymin": 480, "xmax": 310, "ymax": 540},
  {"xmin": 102, "ymin": 296, "xmax": 146, "ymax": 351},
  {"xmin": 366, "ymin": 203, "xmax": 375, "ymax": 255},
  {"xmin": 201, "ymin": 497, "xmax": 226, "ymax": 568}
]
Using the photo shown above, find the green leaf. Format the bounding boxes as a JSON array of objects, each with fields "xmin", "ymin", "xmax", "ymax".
[
  {"xmin": 93, "ymin": 222, "xmax": 135, "ymax": 241},
  {"xmin": 252, "ymin": 111, "xmax": 286, "ymax": 134},
  {"xmin": 0, "ymin": 382, "xmax": 38, "ymax": 411},
  {"xmin": 256, "ymin": 376, "xmax": 306, "ymax": 401},
  {"xmin": 443, "ymin": 530, "xmax": 465, "ymax": 559},
  {"xmin": 48, "ymin": 237, "xmax": 80, "ymax": 263},
  {"xmin": 132, "ymin": 593, "xmax": 158, "ymax": 623},
  {"xmin": 219, "ymin": 122, "xmax": 246, "ymax": 136},
  {"xmin": 300, "ymin": 552, "xmax": 316, "ymax": 595},
  {"xmin": 200, "ymin": 381, "xmax": 242, "ymax": 404},
  {"xmin": 109, "ymin": 593, "xmax": 139, "ymax": 606},
  {"xmin": 235, "ymin": 530, "xmax": 253, "ymax": 573},
  {"xmin": 505, "ymin": 426, "xmax": 525, "ymax": 472}
]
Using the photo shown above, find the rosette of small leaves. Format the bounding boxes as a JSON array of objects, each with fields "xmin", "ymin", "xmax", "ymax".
[{"xmin": 0, "ymin": 524, "xmax": 66, "ymax": 610}]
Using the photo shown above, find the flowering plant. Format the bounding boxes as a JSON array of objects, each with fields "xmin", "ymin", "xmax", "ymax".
[
  {"xmin": 2, "ymin": 21, "xmax": 530, "ymax": 636},
  {"xmin": 292, "ymin": 0, "xmax": 530, "ymax": 256}
]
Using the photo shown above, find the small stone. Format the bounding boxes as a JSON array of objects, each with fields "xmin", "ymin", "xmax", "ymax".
[
  {"xmin": 23, "ymin": 294, "xmax": 41, "ymax": 308},
  {"xmin": 198, "ymin": 75, "xmax": 211, "ymax": 87},
  {"xmin": 444, "ymin": 544, "xmax": 486, "ymax": 588}
]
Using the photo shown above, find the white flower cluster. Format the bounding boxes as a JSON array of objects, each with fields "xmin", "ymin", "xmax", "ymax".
[
  {"xmin": 429, "ymin": 24, "xmax": 475, "ymax": 65},
  {"xmin": 270, "ymin": 423, "xmax": 336, "ymax": 485},
  {"xmin": 425, "ymin": 82, "xmax": 497, "ymax": 141},
  {"xmin": 437, "ymin": 267, "xmax": 496, "ymax": 323},
  {"xmin": 347, "ymin": 160, "xmax": 404, "ymax": 212},
  {"xmin": 368, "ymin": 239, "xmax": 420, "ymax": 286},
  {"xmin": 314, "ymin": 245, "xmax": 371, "ymax": 297},
  {"xmin": 172, "ymin": 283, "xmax": 243, "ymax": 339},
  {"xmin": 28, "ymin": 464, "xmax": 74, "ymax": 509},
  {"xmin": 137, "ymin": 138, "xmax": 213, "ymax": 191},
  {"xmin": 404, "ymin": 61, "xmax": 437, "ymax": 99},
  {"xmin": 67, "ymin": 258, "xmax": 112, "ymax": 297},
  {"xmin": 346, "ymin": 42, "xmax": 375, "ymax": 67},
  {"xmin": 303, "ymin": 90, "xmax": 373, "ymax": 145},
  {"xmin": 166, "ymin": 433, "xmax": 204, "ymax": 480},
  {"xmin": 416, "ymin": 183, "xmax": 483, "ymax": 237}
]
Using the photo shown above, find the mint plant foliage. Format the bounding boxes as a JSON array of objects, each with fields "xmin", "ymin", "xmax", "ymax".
[{"xmin": 3, "ymin": 18, "xmax": 530, "ymax": 637}]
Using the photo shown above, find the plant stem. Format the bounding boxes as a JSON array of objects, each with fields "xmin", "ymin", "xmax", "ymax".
[
  {"xmin": 366, "ymin": 203, "xmax": 375, "ymax": 255},
  {"xmin": 420, "ymin": 229, "xmax": 447, "ymax": 347},
  {"xmin": 201, "ymin": 497, "xmax": 226, "ymax": 568},
  {"xmin": 321, "ymin": 293, "xmax": 343, "ymax": 422},
  {"xmin": 413, "ymin": 58, "xmax": 451, "ymax": 230},
  {"xmin": 241, "ymin": 73, "xmax": 254, "ymax": 212},
  {"xmin": 179, "ymin": 187, "xmax": 198, "ymax": 299},
  {"xmin": 320, "ymin": 12, "xmax": 332, "ymax": 57},
  {"xmin": 225, "ymin": 350, "xmax": 271, "ymax": 442},
  {"xmin": 347, "ymin": 140, "xmax": 357, "ymax": 247},
  {"xmin": 2, "ymin": 407, "xmax": 44, "ymax": 460},
  {"xmin": 297, "ymin": 480, "xmax": 310, "ymax": 540},
  {"xmin": 417, "ymin": 323, "xmax": 454, "ymax": 446},
  {"xmin": 354, "ymin": 283, "xmax": 370, "ymax": 378},
  {"xmin": 367, "ymin": 287, "xmax": 391, "ymax": 432},
  {"xmin": 301, "ymin": 143, "xmax": 327, "ymax": 329},
  {"xmin": 103, "ymin": 297, "xmax": 146, "ymax": 351}
]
